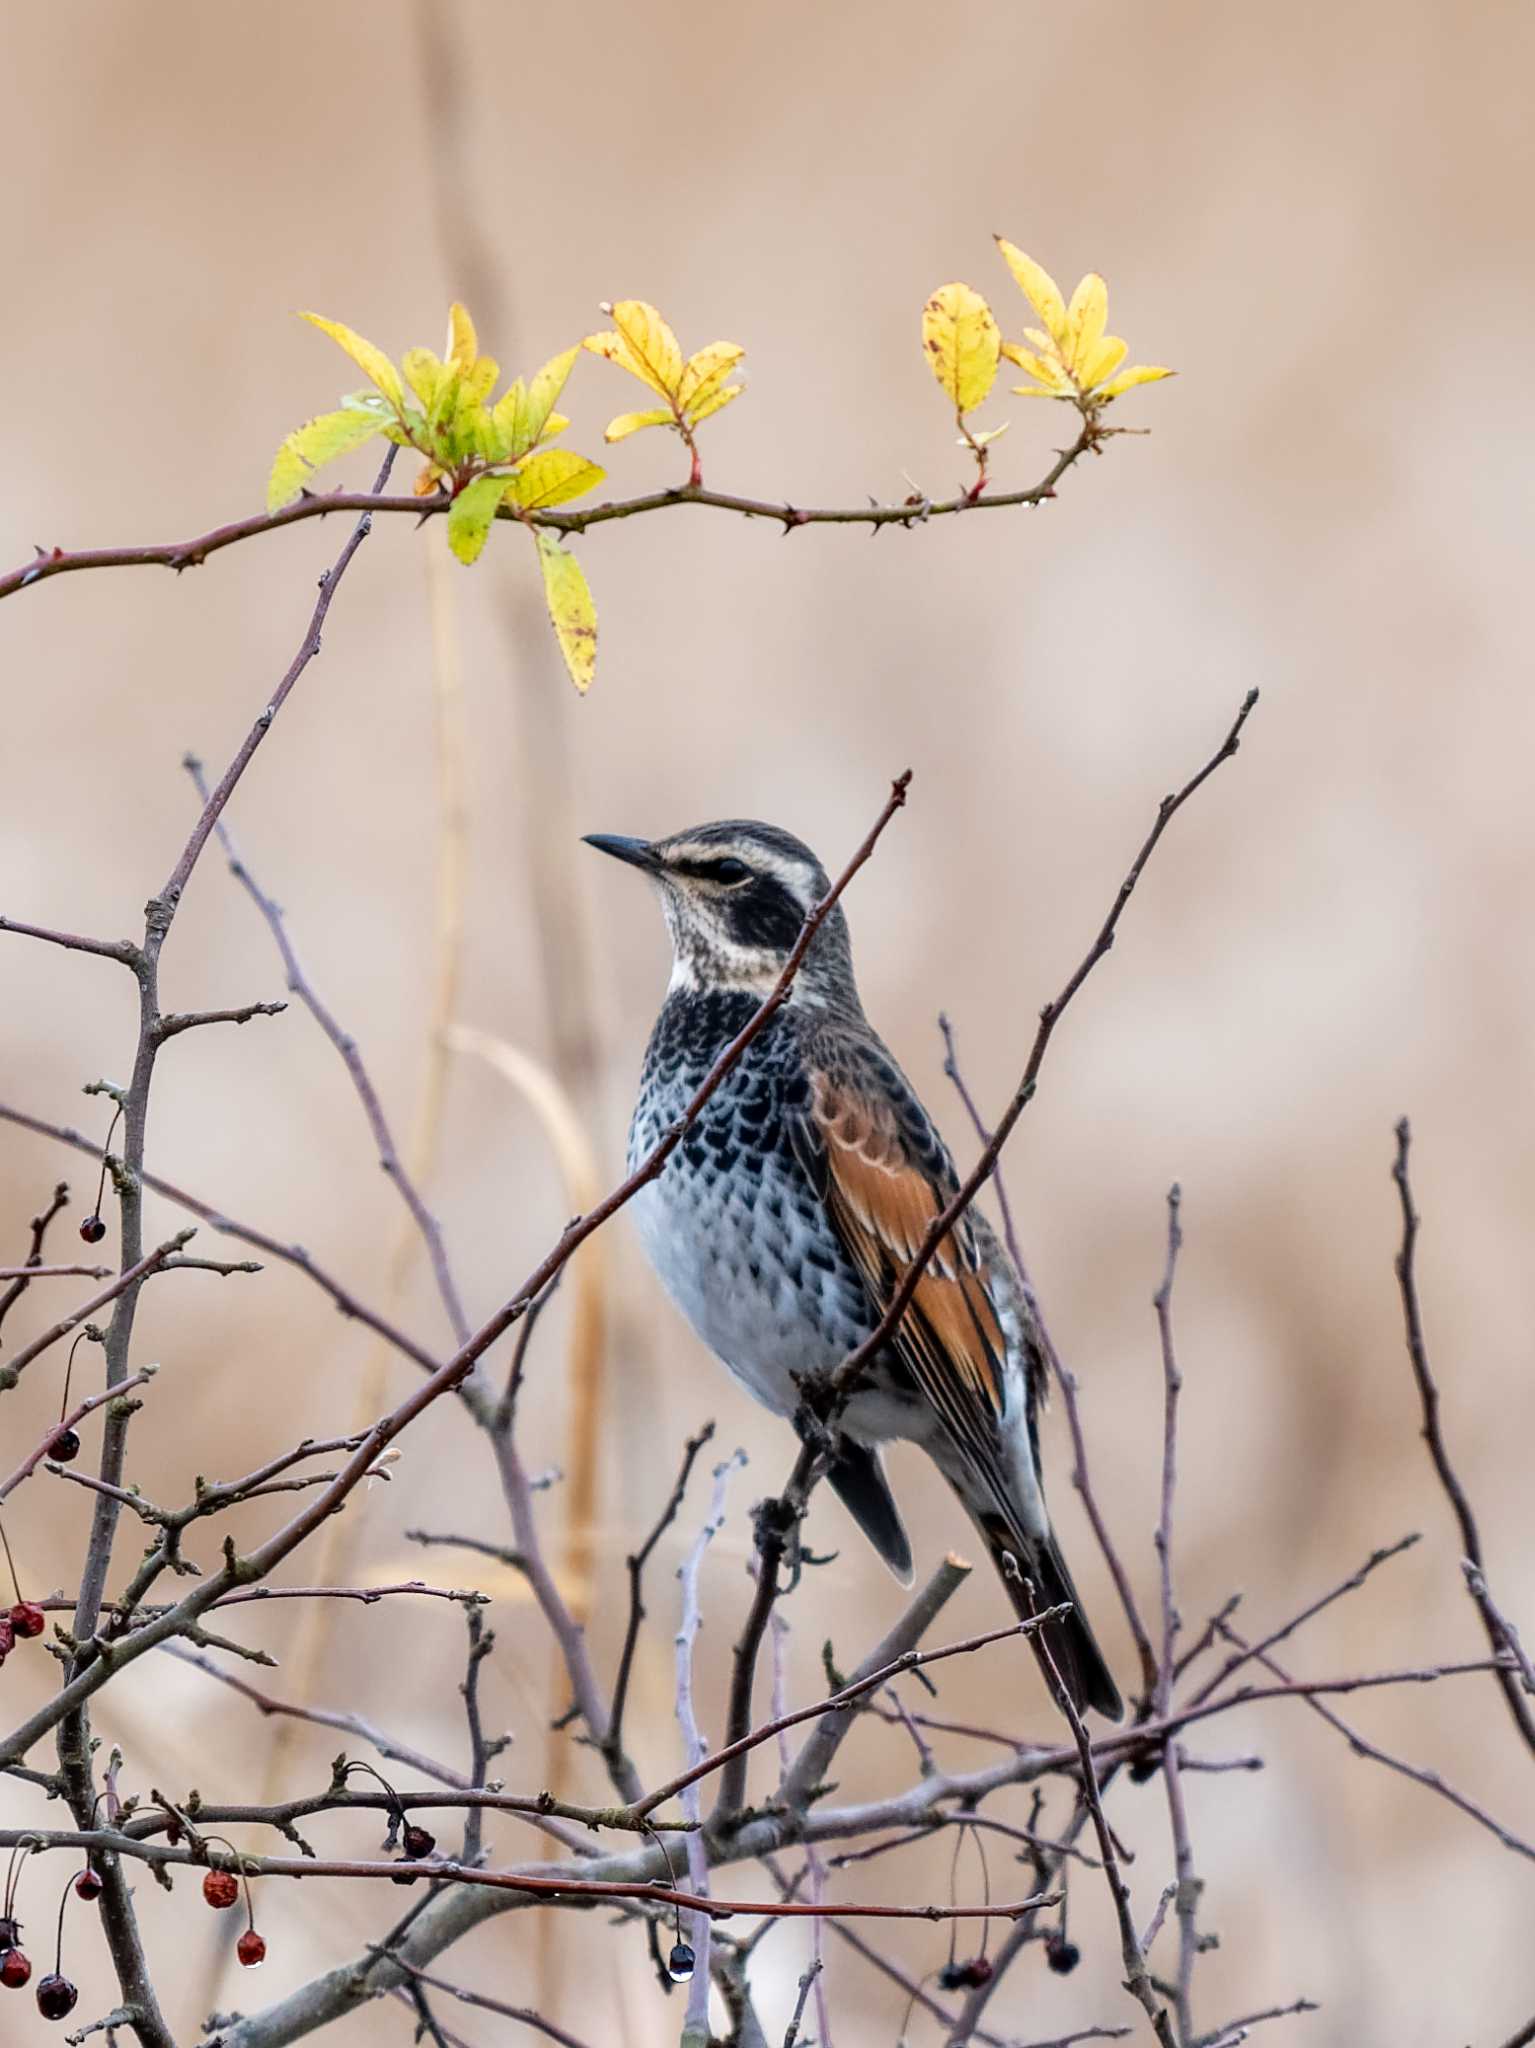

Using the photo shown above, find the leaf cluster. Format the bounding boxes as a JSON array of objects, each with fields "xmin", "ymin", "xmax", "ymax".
[{"xmin": 264, "ymin": 244, "xmax": 1171, "ymax": 690}]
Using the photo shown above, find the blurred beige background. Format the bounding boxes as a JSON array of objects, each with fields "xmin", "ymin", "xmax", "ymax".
[{"xmin": 2, "ymin": 2, "xmax": 1533, "ymax": 2042}]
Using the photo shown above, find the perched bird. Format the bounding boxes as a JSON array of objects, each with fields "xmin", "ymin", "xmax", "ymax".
[{"xmin": 586, "ymin": 818, "xmax": 1122, "ymax": 1719}]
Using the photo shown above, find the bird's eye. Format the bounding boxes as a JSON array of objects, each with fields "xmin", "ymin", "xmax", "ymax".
[{"xmin": 706, "ymin": 857, "xmax": 751, "ymax": 885}]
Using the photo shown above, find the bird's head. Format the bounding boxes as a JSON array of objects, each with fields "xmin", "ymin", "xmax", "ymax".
[{"xmin": 583, "ymin": 819, "xmax": 860, "ymax": 1007}]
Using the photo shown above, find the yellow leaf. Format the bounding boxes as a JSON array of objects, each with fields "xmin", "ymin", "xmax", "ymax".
[
  {"xmin": 1097, "ymin": 363, "xmax": 1175, "ymax": 400},
  {"xmin": 446, "ymin": 302, "xmax": 478, "ymax": 376},
  {"xmin": 583, "ymin": 300, "xmax": 683, "ymax": 400},
  {"xmin": 465, "ymin": 355, "xmax": 500, "ymax": 405},
  {"xmin": 993, "ymin": 241, "xmax": 1070, "ymax": 350},
  {"xmin": 267, "ymin": 406, "xmax": 385, "ymax": 512},
  {"xmin": 503, "ymin": 449, "xmax": 606, "ymax": 510},
  {"xmin": 1066, "ymin": 274, "xmax": 1109, "ymax": 368},
  {"xmin": 402, "ymin": 347, "xmax": 445, "ymax": 409},
  {"xmin": 684, "ymin": 381, "xmax": 741, "ymax": 427},
  {"xmin": 445, "ymin": 473, "xmax": 510, "ymax": 565},
  {"xmin": 604, "ymin": 407, "xmax": 674, "ymax": 442},
  {"xmin": 301, "ymin": 313, "xmax": 405, "ymax": 413},
  {"xmin": 677, "ymin": 341, "xmax": 745, "ymax": 418},
  {"xmin": 921, "ymin": 283, "xmax": 1001, "ymax": 414},
  {"xmin": 534, "ymin": 530, "xmax": 597, "ymax": 693},
  {"xmin": 494, "ymin": 346, "xmax": 580, "ymax": 459},
  {"xmin": 1078, "ymin": 334, "xmax": 1128, "ymax": 391},
  {"xmin": 1001, "ymin": 342, "xmax": 1074, "ymax": 396}
]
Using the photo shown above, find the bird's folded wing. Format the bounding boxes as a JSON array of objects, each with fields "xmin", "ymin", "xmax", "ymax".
[{"xmin": 792, "ymin": 1068, "xmax": 1017, "ymax": 1512}]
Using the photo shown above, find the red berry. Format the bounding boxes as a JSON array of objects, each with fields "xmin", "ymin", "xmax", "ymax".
[
  {"xmin": 35, "ymin": 1973, "xmax": 78, "ymax": 2020},
  {"xmin": 47, "ymin": 1429, "xmax": 81, "ymax": 1464},
  {"xmin": 78, "ymin": 1216, "xmax": 106, "ymax": 1245},
  {"xmin": 0, "ymin": 1949, "xmax": 31, "ymax": 1989},
  {"xmin": 202, "ymin": 1869, "xmax": 239, "ymax": 1910},
  {"xmin": 401, "ymin": 1825, "xmax": 435, "ymax": 1859},
  {"xmin": 74, "ymin": 1868, "xmax": 103, "ymax": 1903},
  {"xmin": 9, "ymin": 1603, "xmax": 45, "ymax": 1640},
  {"xmin": 0, "ymin": 1619, "xmax": 14, "ymax": 1658},
  {"xmin": 236, "ymin": 1930, "xmax": 266, "ymax": 1968}
]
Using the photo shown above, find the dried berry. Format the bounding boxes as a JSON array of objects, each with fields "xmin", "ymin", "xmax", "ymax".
[
  {"xmin": 0, "ymin": 1619, "xmax": 14, "ymax": 1659},
  {"xmin": 8, "ymin": 1604, "xmax": 45, "ymax": 1641},
  {"xmin": 35, "ymin": 1973, "xmax": 78, "ymax": 2020},
  {"xmin": 236, "ymin": 1930, "xmax": 266, "ymax": 1968},
  {"xmin": 938, "ymin": 1956, "xmax": 994, "ymax": 1991},
  {"xmin": 401, "ymin": 1825, "xmax": 436, "ymax": 1860},
  {"xmin": 46, "ymin": 1430, "xmax": 80, "ymax": 1465},
  {"xmin": 389, "ymin": 1867, "xmax": 418, "ymax": 1886},
  {"xmin": 0, "ymin": 1949, "xmax": 31, "ymax": 1990},
  {"xmin": 202, "ymin": 1869, "xmax": 240, "ymax": 1911},
  {"xmin": 666, "ymin": 1940, "xmax": 696, "ymax": 1983},
  {"xmin": 73, "ymin": 1869, "xmax": 103, "ymax": 1904},
  {"xmin": 78, "ymin": 1216, "xmax": 107, "ymax": 1246},
  {"xmin": 1045, "ymin": 1934, "xmax": 1081, "ymax": 1975}
]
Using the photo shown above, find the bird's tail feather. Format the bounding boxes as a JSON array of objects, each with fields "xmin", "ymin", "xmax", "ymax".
[{"xmin": 981, "ymin": 1514, "xmax": 1124, "ymax": 1721}]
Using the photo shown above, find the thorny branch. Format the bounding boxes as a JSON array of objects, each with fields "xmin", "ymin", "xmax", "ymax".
[{"xmin": 0, "ymin": 430, "xmax": 1094, "ymax": 603}]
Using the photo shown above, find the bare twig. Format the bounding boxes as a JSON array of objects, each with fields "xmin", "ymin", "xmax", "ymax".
[
  {"xmin": 608, "ymin": 1422, "xmax": 716, "ymax": 1772},
  {"xmin": 1392, "ymin": 1118, "xmax": 1535, "ymax": 1757},
  {"xmin": 940, "ymin": 1015, "xmax": 1158, "ymax": 1695},
  {"xmin": 369, "ymin": 1950, "xmax": 595, "ymax": 2048},
  {"xmin": 1215, "ymin": 1623, "xmax": 1535, "ymax": 1862},
  {"xmin": 0, "ymin": 1234, "xmax": 191, "ymax": 1383},
  {"xmin": 675, "ymin": 1453, "xmax": 748, "ymax": 2043},
  {"xmin": 0, "ymin": 1181, "xmax": 71, "ymax": 1337},
  {"xmin": 184, "ymin": 754, "xmax": 469, "ymax": 1347}
]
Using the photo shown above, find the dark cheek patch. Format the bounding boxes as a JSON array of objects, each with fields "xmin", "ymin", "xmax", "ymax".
[{"xmin": 728, "ymin": 878, "xmax": 804, "ymax": 953}]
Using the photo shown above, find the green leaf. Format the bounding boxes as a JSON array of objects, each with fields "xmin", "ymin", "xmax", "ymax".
[
  {"xmin": 267, "ymin": 408, "xmax": 385, "ymax": 512},
  {"xmin": 534, "ymin": 530, "xmax": 597, "ymax": 692},
  {"xmin": 503, "ymin": 450, "xmax": 606, "ymax": 511},
  {"xmin": 446, "ymin": 473, "xmax": 511, "ymax": 565}
]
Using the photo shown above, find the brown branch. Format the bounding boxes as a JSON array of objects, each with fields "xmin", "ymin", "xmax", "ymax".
[
  {"xmin": 0, "ymin": 1180, "xmax": 72, "ymax": 1337},
  {"xmin": 0, "ymin": 1102, "xmax": 444, "ymax": 1374},
  {"xmin": 368, "ymin": 1952, "xmax": 595, "ymax": 2048},
  {"xmin": 939, "ymin": 1013, "xmax": 1159, "ymax": 1703},
  {"xmin": 0, "ymin": 1262, "xmax": 111, "ymax": 1280},
  {"xmin": 1216, "ymin": 1623, "xmax": 1535, "ymax": 1863},
  {"xmin": 0, "ymin": 433, "xmax": 1094, "ymax": 603},
  {"xmin": 1392, "ymin": 1117, "xmax": 1535, "ymax": 1757},
  {"xmin": 1033, "ymin": 1630, "xmax": 1176, "ymax": 2048},
  {"xmin": 0, "ymin": 1370, "xmax": 157, "ymax": 1504},
  {"xmin": 1185, "ymin": 1534, "xmax": 1419, "ymax": 1709},
  {"xmin": 183, "ymin": 755, "xmax": 470, "ymax": 1347},
  {"xmin": 607, "ymin": 1422, "xmax": 716, "ymax": 1774},
  {"xmin": 0, "ymin": 1232, "xmax": 190, "ymax": 1385},
  {"xmin": 638, "ymin": 1569, "xmax": 1004, "ymax": 1823},
  {"xmin": 0, "ymin": 1831, "xmax": 1055, "ymax": 1922},
  {"xmin": 154, "ymin": 1000, "xmax": 287, "ymax": 1039},
  {"xmin": 0, "ymin": 915, "xmax": 139, "ymax": 963}
]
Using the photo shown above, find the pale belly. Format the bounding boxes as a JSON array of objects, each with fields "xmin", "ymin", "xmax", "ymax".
[{"xmin": 629, "ymin": 1159, "xmax": 924, "ymax": 1445}]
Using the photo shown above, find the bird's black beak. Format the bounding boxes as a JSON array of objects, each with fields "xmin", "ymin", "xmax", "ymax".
[{"xmin": 582, "ymin": 833, "xmax": 661, "ymax": 873}]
